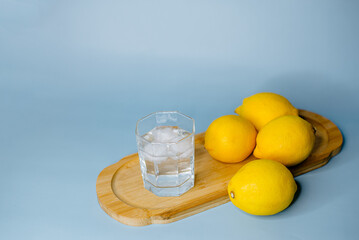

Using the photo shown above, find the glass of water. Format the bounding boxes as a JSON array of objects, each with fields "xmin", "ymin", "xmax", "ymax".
[{"xmin": 135, "ymin": 111, "xmax": 195, "ymax": 197}]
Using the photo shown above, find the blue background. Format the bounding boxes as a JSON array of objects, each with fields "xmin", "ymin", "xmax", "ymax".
[{"xmin": 1, "ymin": 0, "xmax": 359, "ymax": 239}]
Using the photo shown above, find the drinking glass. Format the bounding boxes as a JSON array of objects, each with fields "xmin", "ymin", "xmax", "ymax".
[{"xmin": 135, "ymin": 111, "xmax": 195, "ymax": 197}]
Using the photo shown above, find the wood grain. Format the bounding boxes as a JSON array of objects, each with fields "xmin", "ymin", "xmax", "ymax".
[{"xmin": 96, "ymin": 110, "xmax": 343, "ymax": 226}]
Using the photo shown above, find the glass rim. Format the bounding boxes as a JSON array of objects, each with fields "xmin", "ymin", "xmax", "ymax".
[{"xmin": 135, "ymin": 111, "xmax": 195, "ymax": 144}]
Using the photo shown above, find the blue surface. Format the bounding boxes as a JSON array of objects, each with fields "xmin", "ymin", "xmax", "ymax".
[{"xmin": 1, "ymin": 1, "xmax": 359, "ymax": 239}]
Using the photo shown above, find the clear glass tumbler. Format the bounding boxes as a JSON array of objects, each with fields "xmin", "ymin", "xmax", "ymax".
[{"xmin": 135, "ymin": 111, "xmax": 195, "ymax": 197}]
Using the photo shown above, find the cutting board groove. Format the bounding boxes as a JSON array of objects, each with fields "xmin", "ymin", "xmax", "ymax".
[{"xmin": 96, "ymin": 110, "xmax": 343, "ymax": 226}]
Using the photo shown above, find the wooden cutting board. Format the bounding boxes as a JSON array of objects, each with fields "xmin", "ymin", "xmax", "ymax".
[{"xmin": 96, "ymin": 110, "xmax": 343, "ymax": 226}]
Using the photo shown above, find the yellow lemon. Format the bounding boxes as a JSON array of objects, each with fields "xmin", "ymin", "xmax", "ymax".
[
  {"xmin": 254, "ymin": 115, "xmax": 316, "ymax": 167},
  {"xmin": 228, "ymin": 159, "xmax": 297, "ymax": 215},
  {"xmin": 235, "ymin": 92, "xmax": 298, "ymax": 130},
  {"xmin": 204, "ymin": 115, "xmax": 257, "ymax": 163}
]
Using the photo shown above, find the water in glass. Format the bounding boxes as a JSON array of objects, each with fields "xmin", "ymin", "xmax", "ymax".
[{"xmin": 137, "ymin": 126, "xmax": 194, "ymax": 197}]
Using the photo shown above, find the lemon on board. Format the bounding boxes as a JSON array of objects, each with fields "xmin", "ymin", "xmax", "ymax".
[
  {"xmin": 204, "ymin": 115, "xmax": 257, "ymax": 163},
  {"xmin": 254, "ymin": 115, "xmax": 316, "ymax": 167},
  {"xmin": 228, "ymin": 159, "xmax": 297, "ymax": 215},
  {"xmin": 235, "ymin": 92, "xmax": 298, "ymax": 130}
]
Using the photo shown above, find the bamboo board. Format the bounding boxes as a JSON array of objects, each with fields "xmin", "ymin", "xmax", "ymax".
[{"xmin": 96, "ymin": 110, "xmax": 343, "ymax": 226}]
